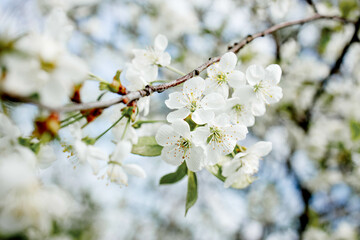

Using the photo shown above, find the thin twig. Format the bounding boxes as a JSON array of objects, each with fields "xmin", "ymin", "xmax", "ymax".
[{"xmin": 2, "ymin": 14, "xmax": 353, "ymax": 113}]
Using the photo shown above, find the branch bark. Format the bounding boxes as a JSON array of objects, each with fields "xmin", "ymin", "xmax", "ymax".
[{"xmin": 2, "ymin": 14, "xmax": 353, "ymax": 113}]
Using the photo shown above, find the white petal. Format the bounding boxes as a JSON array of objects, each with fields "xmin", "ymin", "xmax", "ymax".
[
  {"xmin": 123, "ymin": 164, "xmax": 146, "ymax": 178},
  {"xmin": 265, "ymin": 64, "xmax": 282, "ymax": 84},
  {"xmin": 219, "ymin": 52, "xmax": 237, "ymax": 72},
  {"xmin": 265, "ymin": 86, "xmax": 283, "ymax": 104},
  {"xmin": 192, "ymin": 109, "xmax": 214, "ymax": 125},
  {"xmin": 251, "ymin": 100, "xmax": 266, "ymax": 116},
  {"xmin": 206, "ymin": 146, "xmax": 221, "ymax": 165},
  {"xmin": 246, "ymin": 65, "xmax": 265, "ymax": 86},
  {"xmin": 232, "ymin": 85, "xmax": 255, "ymax": 103},
  {"xmin": 201, "ymin": 93, "xmax": 225, "ymax": 110},
  {"xmin": 161, "ymin": 145, "xmax": 184, "ymax": 166},
  {"xmin": 183, "ymin": 77, "xmax": 205, "ymax": 99},
  {"xmin": 107, "ymin": 165, "xmax": 128, "ymax": 185},
  {"xmin": 207, "ymin": 64, "xmax": 221, "ymax": 78},
  {"xmin": 158, "ymin": 52, "xmax": 171, "ymax": 67},
  {"xmin": 228, "ymin": 70, "xmax": 246, "ymax": 89},
  {"xmin": 155, "ymin": 125, "xmax": 180, "ymax": 146},
  {"xmin": 172, "ymin": 120, "xmax": 191, "ymax": 139},
  {"xmin": 165, "ymin": 92, "xmax": 187, "ymax": 109},
  {"xmin": 154, "ymin": 34, "xmax": 168, "ymax": 52},
  {"xmin": 111, "ymin": 141, "xmax": 132, "ymax": 163},
  {"xmin": 212, "ymin": 113, "xmax": 230, "ymax": 126},
  {"xmin": 166, "ymin": 108, "xmax": 190, "ymax": 122},
  {"xmin": 223, "ymin": 124, "xmax": 248, "ymax": 142},
  {"xmin": 192, "ymin": 126, "xmax": 210, "ymax": 146},
  {"xmin": 186, "ymin": 146, "xmax": 204, "ymax": 172},
  {"xmin": 250, "ymin": 141, "xmax": 272, "ymax": 157},
  {"xmin": 222, "ymin": 159, "xmax": 241, "ymax": 177}
]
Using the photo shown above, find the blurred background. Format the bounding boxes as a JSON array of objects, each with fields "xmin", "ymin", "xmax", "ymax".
[{"xmin": 1, "ymin": 0, "xmax": 360, "ymax": 239}]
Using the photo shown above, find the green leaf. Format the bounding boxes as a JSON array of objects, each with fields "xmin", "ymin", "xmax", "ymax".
[
  {"xmin": 185, "ymin": 170, "xmax": 198, "ymax": 216},
  {"xmin": 159, "ymin": 162, "xmax": 187, "ymax": 184},
  {"xmin": 350, "ymin": 120, "xmax": 360, "ymax": 141},
  {"xmin": 318, "ymin": 28, "xmax": 332, "ymax": 55},
  {"xmin": 339, "ymin": 0, "xmax": 358, "ymax": 17},
  {"xmin": 131, "ymin": 136, "xmax": 163, "ymax": 157}
]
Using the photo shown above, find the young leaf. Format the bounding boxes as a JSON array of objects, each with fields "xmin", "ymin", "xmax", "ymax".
[
  {"xmin": 185, "ymin": 170, "xmax": 198, "ymax": 216},
  {"xmin": 159, "ymin": 162, "xmax": 187, "ymax": 184},
  {"xmin": 350, "ymin": 120, "xmax": 360, "ymax": 141},
  {"xmin": 131, "ymin": 136, "xmax": 163, "ymax": 156}
]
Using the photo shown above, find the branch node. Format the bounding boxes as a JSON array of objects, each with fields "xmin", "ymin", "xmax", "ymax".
[{"xmin": 194, "ymin": 69, "xmax": 200, "ymax": 76}]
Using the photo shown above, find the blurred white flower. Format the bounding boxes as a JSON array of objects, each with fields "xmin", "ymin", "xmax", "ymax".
[
  {"xmin": 107, "ymin": 141, "xmax": 146, "ymax": 186},
  {"xmin": 165, "ymin": 76, "xmax": 225, "ymax": 124},
  {"xmin": 70, "ymin": 122, "xmax": 108, "ymax": 174},
  {"xmin": 132, "ymin": 34, "xmax": 171, "ymax": 68}
]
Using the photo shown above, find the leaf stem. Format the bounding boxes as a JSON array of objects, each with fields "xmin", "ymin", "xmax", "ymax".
[
  {"xmin": 165, "ymin": 65, "xmax": 186, "ymax": 76},
  {"xmin": 60, "ymin": 115, "xmax": 85, "ymax": 128},
  {"xmin": 95, "ymin": 115, "xmax": 125, "ymax": 141}
]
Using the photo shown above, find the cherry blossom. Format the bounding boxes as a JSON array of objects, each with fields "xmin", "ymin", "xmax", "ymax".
[
  {"xmin": 192, "ymin": 114, "xmax": 248, "ymax": 165},
  {"xmin": 165, "ymin": 76, "xmax": 225, "ymax": 124},
  {"xmin": 205, "ymin": 52, "xmax": 246, "ymax": 98},
  {"xmin": 156, "ymin": 120, "xmax": 205, "ymax": 171}
]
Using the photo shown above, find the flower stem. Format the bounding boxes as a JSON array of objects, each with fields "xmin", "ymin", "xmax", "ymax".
[
  {"xmin": 165, "ymin": 65, "xmax": 186, "ymax": 76},
  {"xmin": 60, "ymin": 115, "xmax": 85, "ymax": 128},
  {"xmin": 95, "ymin": 115, "xmax": 125, "ymax": 141},
  {"xmin": 88, "ymin": 72, "xmax": 108, "ymax": 83},
  {"xmin": 121, "ymin": 118, "xmax": 130, "ymax": 140},
  {"xmin": 60, "ymin": 112, "xmax": 81, "ymax": 123}
]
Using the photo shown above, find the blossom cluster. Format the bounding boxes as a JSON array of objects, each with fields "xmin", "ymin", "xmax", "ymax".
[{"xmin": 156, "ymin": 52, "xmax": 283, "ymax": 188}]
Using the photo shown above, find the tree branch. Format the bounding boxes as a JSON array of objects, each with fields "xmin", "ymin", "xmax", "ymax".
[{"xmin": 2, "ymin": 14, "xmax": 353, "ymax": 113}]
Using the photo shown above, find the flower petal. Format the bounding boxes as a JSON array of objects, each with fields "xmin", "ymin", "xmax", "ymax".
[
  {"xmin": 161, "ymin": 145, "xmax": 184, "ymax": 166},
  {"xmin": 232, "ymin": 85, "xmax": 255, "ymax": 103},
  {"xmin": 172, "ymin": 120, "xmax": 191, "ymax": 139},
  {"xmin": 192, "ymin": 126, "xmax": 210, "ymax": 146},
  {"xmin": 166, "ymin": 108, "xmax": 190, "ymax": 122},
  {"xmin": 111, "ymin": 141, "xmax": 132, "ymax": 163},
  {"xmin": 192, "ymin": 109, "xmax": 214, "ymax": 125},
  {"xmin": 158, "ymin": 52, "xmax": 171, "ymax": 67},
  {"xmin": 222, "ymin": 159, "xmax": 242, "ymax": 177},
  {"xmin": 183, "ymin": 77, "xmax": 205, "ymax": 99},
  {"xmin": 251, "ymin": 100, "xmax": 266, "ymax": 116},
  {"xmin": 246, "ymin": 65, "xmax": 265, "ymax": 86},
  {"xmin": 154, "ymin": 34, "xmax": 168, "ymax": 52},
  {"xmin": 228, "ymin": 70, "xmax": 245, "ymax": 89},
  {"xmin": 186, "ymin": 146, "xmax": 204, "ymax": 172},
  {"xmin": 249, "ymin": 141, "xmax": 272, "ymax": 157},
  {"xmin": 265, "ymin": 64, "xmax": 282, "ymax": 84},
  {"xmin": 123, "ymin": 164, "xmax": 146, "ymax": 178},
  {"xmin": 165, "ymin": 92, "xmax": 187, "ymax": 109},
  {"xmin": 219, "ymin": 52, "xmax": 237, "ymax": 72},
  {"xmin": 155, "ymin": 125, "xmax": 180, "ymax": 146},
  {"xmin": 201, "ymin": 93, "xmax": 225, "ymax": 109}
]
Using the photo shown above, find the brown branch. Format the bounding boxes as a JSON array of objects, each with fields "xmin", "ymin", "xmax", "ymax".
[{"xmin": 2, "ymin": 14, "xmax": 353, "ymax": 113}]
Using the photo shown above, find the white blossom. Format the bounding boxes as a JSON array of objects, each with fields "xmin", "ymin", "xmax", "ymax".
[
  {"xmin": 192, "ymin": 114, "xmax": 248, "ymax": 165},
  {"xmin": 107, "ymin": 141, "xmax": 146, "ymax": 186},
  {"xmin": 165, "ymin": 76, "xmax": 225, "ymax": 124},
  {"xmin": 132, "ymin": 34, "xmax": 171, "ymax": 68},
  {"xmin": 70, "ymin": 122, "xmax": 108, "ymax": 174},
  {"xmin": 226, "ymin": 86, "xmax": 256, "ymax": 126},
  {"xmin": 222, "ymin": 141, "xmax": 272, "ymax": 188},
  {"xmin": 205, "ymin": 52, "xmax": 246, "ymax": 98},
  {"xmin": 241, "ymin": 64, "xmax": 283, "ymax": 116},
  {"xmin": 156, "ymin": 120, "xmax": 205, "ymax": 171}
]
